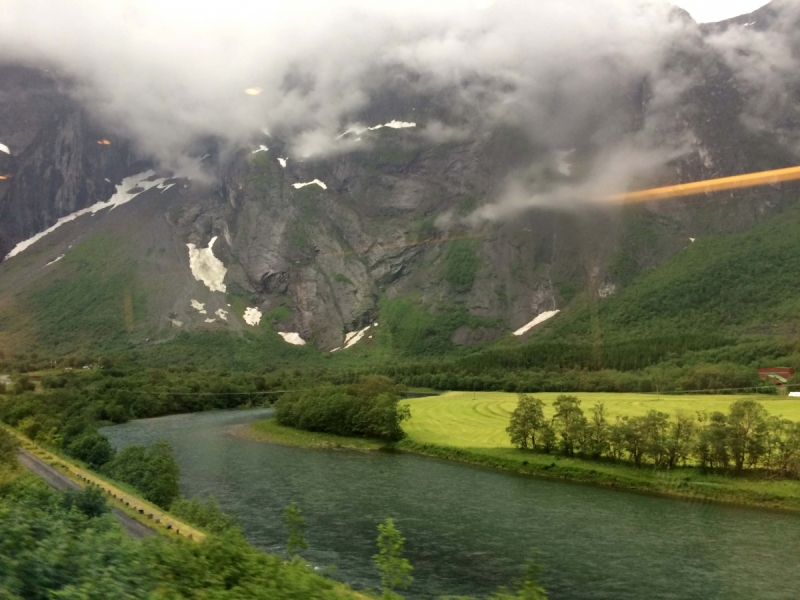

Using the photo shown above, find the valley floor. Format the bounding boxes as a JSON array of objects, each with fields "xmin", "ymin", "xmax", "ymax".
[{"xmin": 246, "ymin": 391, "xmax": 800, "ymax": 512}]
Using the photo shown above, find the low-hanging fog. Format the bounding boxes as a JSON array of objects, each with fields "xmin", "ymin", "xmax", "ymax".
[{"xmin": 0, "ymin": 0, "xmax": 797, "ymax": 219}]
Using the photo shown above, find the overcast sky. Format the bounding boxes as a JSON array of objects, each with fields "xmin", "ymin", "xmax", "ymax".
[{"xmin": 672, "ymin": 0, "xmax": 771, "ymax": 22}]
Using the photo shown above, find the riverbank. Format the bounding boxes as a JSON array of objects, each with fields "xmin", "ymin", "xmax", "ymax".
[
  {"xmin": 242, "ymin": 419, "xmax": 800, "ymax": 512},
  {"xmin": 397, "ymin": 440, "xmax": 800, "ymax": 513},
  {"xmin": 234, "ymin": 419, "xmax": 386, "ymax": 451}
]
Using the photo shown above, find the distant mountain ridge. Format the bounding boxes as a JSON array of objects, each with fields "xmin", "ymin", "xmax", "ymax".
[{"xmin": 0, "ymin": 2, "xmax": 799, "ymax": 361}]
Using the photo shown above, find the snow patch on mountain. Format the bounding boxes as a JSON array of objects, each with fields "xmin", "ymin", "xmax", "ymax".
[
  {"xmin": 251, "ymin": 145, "xmax": 269, "ymax": 154},
  {"xmin": 292, "ymin": 179, "xmax": 327, "ymax": 190},
  {"xmin": 215, "ymin": 308, "xmax": 228, "ymax": 321},
  {"xmin": 243, "ymin": 307, "xmax": 262, "ymax": 326},
  {"xmin": 278, "ymin": 332, "xmax": 306, "ymax": 346},
  {"xmin": 344, "ymin": 324, "xmax": 371, "ymax": 349},
  {"xmin": 5, "ymin": 171, "xmax": 169, "ymax": 260},
  {"xmin": 0, "ymin": 143, "xmax": 9, "ymax": 155},
  {"xmin": 598, "ymin": 282, "xmax": 617, "ymax": 299},
  {"xmin": 187, "ymin": 236, "xmax": 227, "ymax": 292},
  {"xmin": 339, "ymin": 120, "xmax": 416, "ymax": 138},
  {"xmin": 44, "ymin": 254, "xmax": 65, "ymax": 267},
  {"xmin": 370, "ymin": 120, "xmax": 416, "ymax": 130},
  {"xmin": 278, "ymin": 158, "xmax": 287, "ymax": 168},
  {"xmin": 513, "ymin": 310, "xmax": 560, "ymax": 336},
  {"xmin": 190, "ymin": 299, "xmax": 207, "ymax": 314}
]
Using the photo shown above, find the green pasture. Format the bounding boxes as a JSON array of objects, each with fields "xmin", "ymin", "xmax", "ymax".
[{"xmin": 402, "ymin": 391, "xmax": 800, "ymax": 449}]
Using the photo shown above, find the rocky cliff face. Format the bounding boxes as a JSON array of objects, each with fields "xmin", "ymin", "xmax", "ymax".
[
  {"xmin": 1, "ymin": 5, "xmax": 799, "ymax": 354},
  {"xmin": 0, "ymin": 66, "xmax": 146, "ymax": 258}
]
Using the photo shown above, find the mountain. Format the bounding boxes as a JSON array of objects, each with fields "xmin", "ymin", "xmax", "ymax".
[{"xmin": 0, "ymin": 2, "xmax": 799, "ymax": 364}]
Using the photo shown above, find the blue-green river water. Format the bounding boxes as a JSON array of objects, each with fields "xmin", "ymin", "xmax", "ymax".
[{"xmin": 102, "ymin": 409, "xmax": 800, "ymax": 599}]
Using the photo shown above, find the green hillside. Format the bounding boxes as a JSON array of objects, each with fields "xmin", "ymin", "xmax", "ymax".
[
  {"xmin": 461, "ymin": 199, "xmax": 800, "ymax": 375},
  {"xmin": 5, "ymin": 198, "xmax": 800, "ymax": 381}
]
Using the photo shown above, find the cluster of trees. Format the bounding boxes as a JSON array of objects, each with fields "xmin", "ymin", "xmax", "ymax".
[
  {"xmin": 508, "ymin": 395, "xmax": 800, "ymax": 475},
  {"xmin": 37, "ymin": 365, "xmax": 281, "ymax": 419},
  {"xmin": 0, "ymin": 383, "xmax": 182, "ymax": 508},
  {"xmin": 103, "ymin": 442, "xmax": 181, "ymax": 508},
  {"xmin": 275, "ymin": 376, "xmax": 411, "ymax": 441},
  {"xmin": 0, "ymin": 473, "xmax": 377, "ymax": 599},
  {"xmin": 1, "ymin": 453, "xmax": 545, "ymax": 600}
]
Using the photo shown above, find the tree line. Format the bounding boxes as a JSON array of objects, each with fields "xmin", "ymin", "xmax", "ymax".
[
  {"xmin": 0, "ymin": 382, "xmax": 183, "ymax": 509},
  {"xmin": 507, "ymin": 395, "xmax": 800, "ymax": 475}
]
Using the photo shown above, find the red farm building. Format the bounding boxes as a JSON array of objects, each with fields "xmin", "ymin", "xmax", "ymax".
[{"xmin": 758, "ymin": 367, "xmax": 794, "ymax": 387}]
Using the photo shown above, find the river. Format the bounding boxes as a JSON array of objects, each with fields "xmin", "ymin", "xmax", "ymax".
[{"xmin": 102, "ymin": 409, "xmax": 800, "ymax": 599}]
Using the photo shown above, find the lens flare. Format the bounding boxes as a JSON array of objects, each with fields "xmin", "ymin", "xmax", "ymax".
[{"xmin": 605, "ymin": 165, "xmax": 800, "ymax": 204}]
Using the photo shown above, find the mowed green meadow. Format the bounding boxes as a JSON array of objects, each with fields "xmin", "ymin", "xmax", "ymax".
[{"xmin": 401, "ymin": 391, "xmax": 800, "ymax": 448}]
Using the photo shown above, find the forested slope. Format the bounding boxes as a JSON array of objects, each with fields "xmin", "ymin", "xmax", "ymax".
[{"xmin": 463, "ymin": 198, "xmax": 800, "ymax": 373}]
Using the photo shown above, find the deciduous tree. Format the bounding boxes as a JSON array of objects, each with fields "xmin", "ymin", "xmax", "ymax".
[
  {"xmin": 727, "ymin": 399, "xmax": 768, "ymax": 471},
  {"xmin": 665, "ymin": 411, "xmax": 695, "ymax": 468},
  {"xmin": 285, "ymin": 501, "xmax": 309, "ymax": 558},
  {"xmin": 551, "ymin": 395, "xmax": 586, "ymax": 457},
  {"xmin": 374, "ymin": 518, "xmax": 413, "ymax": 598},
  {"xmin": 584, "ymin": 402, "xmax": 609, "ymax": 459},
  {"xmin": 507, "ymin": 395, "xmax": 546, "ymax": 450}
]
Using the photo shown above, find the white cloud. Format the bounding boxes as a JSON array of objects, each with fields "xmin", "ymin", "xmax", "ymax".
[
  {"xmin": 0, "ymin": 0, "xmax": 705, "ymax": 169},
  {"xmin": 0, "ymin": 0, "xmax": 792, "ymax": 190},
  {"xmin": 671, "ymin": 0, "xmax": 770, "ymax": 23}
]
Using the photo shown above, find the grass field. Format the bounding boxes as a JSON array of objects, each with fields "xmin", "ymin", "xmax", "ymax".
[
  {"xmin": 401, "ymin": 391, "xmax": 800, "ymax": 448},
  {"xmin": 396, "ymin": 391, "xmax": 800, "ymax": 511}
]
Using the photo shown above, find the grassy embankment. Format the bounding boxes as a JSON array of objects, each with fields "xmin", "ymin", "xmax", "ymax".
[
  {"xmin": 248, "ymin": 391, "xmax": 800, "ymax": 511},
  {"xmin": 244, "ymin": 419, "xmax": 386, "ymax": 450}
]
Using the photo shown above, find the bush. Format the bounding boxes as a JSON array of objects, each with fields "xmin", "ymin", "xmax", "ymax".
[
  {"xmin": 61, "ymin": 486, "xmax": 109, "ymax": 518},
  {"xmin": 0, "ymin": 427, "xmax": 17, "ymax": 466},
  {"xmin": 103, "ymin": 441, "xmax": 180, "ymax": 508},
  {"xmin": 68, "ymin": 432, "xmax": 115, "ymax": 469},
  {"xmin": 11, "ymin": 375, "xmax": 35, "ymax": 395},
  {"xmin": 170, "ymin": 496, "xmax": 239, "ymax": 534},
  {"xmin": 444, "ymin": 239, "xmax": 480, "ymax": 293}
]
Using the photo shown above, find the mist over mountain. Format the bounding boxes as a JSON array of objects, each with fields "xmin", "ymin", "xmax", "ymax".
[{"xmin": 0, "ymin": 0, "xmax": 799, "ymax": 358}]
